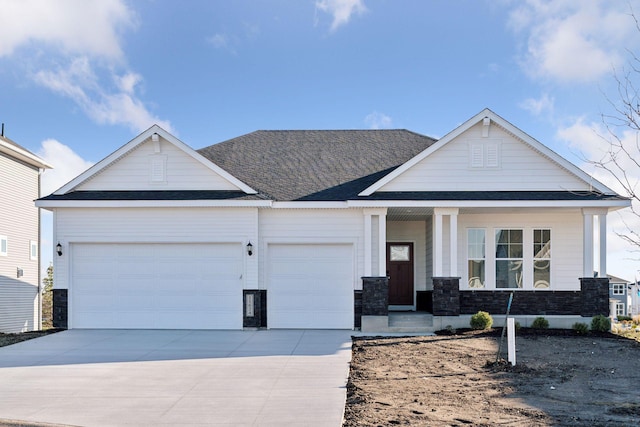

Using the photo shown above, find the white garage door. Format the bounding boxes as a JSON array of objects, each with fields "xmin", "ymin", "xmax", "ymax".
[
  {"xmin": 268, "ymin": 244, "xmax": 354, "ymax": 329},
  {"xmin": 71, "ymin": 243, "xmax": 243, "ymax": 329}
]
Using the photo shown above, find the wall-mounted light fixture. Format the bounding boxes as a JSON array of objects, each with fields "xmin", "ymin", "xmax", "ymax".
[
  {"xmin": 17, "ymin": 267, "xmax": 23, "ymax": 278},
  {"xmin": 56, "ymin": 242, "xmax": 63, "ymax": 256},
  {"xmin": 246, "ymin": 241, "xmax": 253, "ymax": 256}
]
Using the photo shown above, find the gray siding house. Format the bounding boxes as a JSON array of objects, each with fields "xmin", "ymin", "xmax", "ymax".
[{"xmin": 0, "ymin": 133, "xmax": 51, "ymax": 332}]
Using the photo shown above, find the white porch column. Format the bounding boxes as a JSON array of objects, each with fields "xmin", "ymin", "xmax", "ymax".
[
  {"xmin": 449, "ymin": 209, "xmax": 458, "ymax": 277},
  {"xmin": 598, "ymin": 213, "xmax": 607, "ymax": 278},
  {"xmin": 378, "ymin": 210, "xmax": 387, "ymax": 277},
  {"xmin": 433, "ymin": 208, "xmax": 459, "ymax": 277},
  {"xmin": 433, "ymin": 212, "xmax": 443, "ymax": 277},
  {"xmin": 582, "ymin": 208, "xmax": 609, "ymax": 277},
  {"xmin": 582, "ymin": 211, "xmax": 594, "ymax": 278},
  {"xmin": 364, "ymin": 208, "xmax": 387, "ymax": 277},
  {"xmin": 363, "ymin": 212, "xmax": 372, "ymax": 276}
]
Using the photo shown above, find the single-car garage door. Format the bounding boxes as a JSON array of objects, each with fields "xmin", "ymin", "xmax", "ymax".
[
  {"xmin": 71, "ymin": 243, "xmax": 243, "ymax": 329},
  {"xmin": 268, "ymin": 243, "xmax": 354, "ymax": 329}
]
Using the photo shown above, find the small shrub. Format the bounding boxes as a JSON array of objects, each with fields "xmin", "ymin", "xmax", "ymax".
[
  {"xmin": 514, "ymin": 321, "xmax": 521, "ymax": 332},
  {"xmin": 573, "ymin": 322, "xmax": 589, "ymax": 335},
  {"xmin": 591, "ymin": 315, "xmax": 611, "ymax": 332},
  {"xmin": 617, "ymin": 315, "xmax": 632, "ymax": 322},
  {"xmin": 531, "ymin": 316, "xmax": 549, "ymax": 329},
  {"xmin": 470, "ymin": 311, "xmax": 493, "ymax": 330}
]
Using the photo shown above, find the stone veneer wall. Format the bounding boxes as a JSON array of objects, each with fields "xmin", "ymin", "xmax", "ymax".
[
  {"xmin": 580, "ymin": 277, "xmax": 610, "ymax": 317},
  {"xmin": 52, "ymin": 289, "xmax": 68, "ymax": 329},
  {"xmin": 354, "ymin": 290, "xmax": 363, "ymax": 328},
  {"xmin": 432, "ymin": 277, "xmax": 460, "ymax": 315},
  {"xmin": 361, "ymin": 277, "xmax": 388, "ymax": 316},
  {"xmin": 433, "ymin": 277, "xmax": 610, "ymax": 317}
]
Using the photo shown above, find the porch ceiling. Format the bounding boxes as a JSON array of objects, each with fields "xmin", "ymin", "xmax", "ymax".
[{"xmin": 386, "ymin": 206, "xmax": 581, "ymax": 221}]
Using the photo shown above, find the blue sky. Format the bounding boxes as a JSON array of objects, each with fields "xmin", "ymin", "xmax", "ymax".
[{"xmin": 1, "ymin": 0, "xmax": 639, "ymax": 279}]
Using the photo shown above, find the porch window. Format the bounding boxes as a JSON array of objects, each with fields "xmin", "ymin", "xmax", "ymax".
[
  {"xmin": 533, "ymin": 229, "xmax": 551, "ymax": 289},
  {"xmin": 495, "ymin": 229, "xmax": 523, "ymax": 288},
  {"xmin": 467, "ymin": 229, "xmax": 485, "ymax": 288}
]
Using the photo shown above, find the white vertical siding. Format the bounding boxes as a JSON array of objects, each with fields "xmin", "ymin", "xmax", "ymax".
[
  {"xmin": 458, "ymin": 211, "xmax": 583, "ymax": 291},
  {"xmin": 258, "ymin": 209, "xmax": 364, "ymax": 290},
  {"xmin": 53, "ymin": 207, "xmax": 259, "ymax": 291},
  {"xmin": 0, "ymin": 153, "xmax": 40, "ymax": 332},
  {"xmin": 77, "ymin": 138, "xmax": 241, "ymax": 191},
  {"xmin": 387, "ymin": 221, "xmax": 428, "ymax": 290},
  {"xmin": 379, "ymin": 122, "xmax": 590, "ymax": 192}
]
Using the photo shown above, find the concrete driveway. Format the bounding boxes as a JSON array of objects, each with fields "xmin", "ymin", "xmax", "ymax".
[{"xmin": 0, "ymin": 329, "xmax": 353, "ymax": 426}]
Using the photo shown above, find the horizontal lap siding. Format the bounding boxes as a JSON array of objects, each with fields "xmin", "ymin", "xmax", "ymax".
[
  {"xmin": 258, "ymin": 209, "xmax": 364, "ymax": 289},
  {"xmin": 54, "ymin": 207, "xmax": 258, "ymax": 290},
  {"xmin": 459, "ymin": 211, "xmax": 583, "ymax": 291},
  {"xmin": 380, "ymin": 123, "xmax": 589, "ymax": 192},
  {"xmin": 78, "ymin": 139, "xmax": 239, "ymax": 191},
  {"xmin": 0, "ymin": 153, "xmax": 40, "ymax": 332}
]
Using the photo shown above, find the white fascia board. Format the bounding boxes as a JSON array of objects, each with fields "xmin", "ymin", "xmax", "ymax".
[
  {"xmin": 271, "ymin": 201, "xmax": 350, "ymax": 209},
  {"xmin": 53, "ymin": 125, "xmax": 257, "ymax": 195},
  {"xmin": 0, "ymin": 140, "xmax": 53, "ymax": 169},
  {"xmin": 359, "ymin": 108, "xmax": 617, "ymax": 196},
  {"xmin": 35, "ymin": 199, "xmax": 273, "ymax": 209},
  {"xmin": 347, "ymin": 199, "xmax": 631, "ymax": 210}
]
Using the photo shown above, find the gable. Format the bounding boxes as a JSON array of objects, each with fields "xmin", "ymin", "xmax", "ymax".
[
  {"xmin": 56, "ymin": 126, "xmax": 256, "ymax": 195},
  {"xmin": 365, "ymin": 109, "xmax": 611, "ymax": 195}
]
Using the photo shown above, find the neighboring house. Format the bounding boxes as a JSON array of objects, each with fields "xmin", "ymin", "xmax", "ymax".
[
  {"xmin": 0, "ymin": 133, "xmax": 52, "ymax": 333},
  {"xmin": 609, "ymin": 275, "xmax": 631, "ymax": 317},
  {"xmin": 36, "ymin": 109, "xmax": 631, "ymax": 331}
]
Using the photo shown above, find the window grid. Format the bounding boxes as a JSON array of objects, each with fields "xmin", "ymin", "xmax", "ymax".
[
  {"xmin": 533, "ymin": 229, "xmax": 551, "ymax": 289},
  {"xmin": 467, "ymin": 229, "xmax": 486, "ymax": 289},
  {"xmin": 612, "ymin": 284, "xmax": 625, "ymax": 295},
  {"xmin": 495, "ymin": 229, "xmax": 523, "ymax": 289}
]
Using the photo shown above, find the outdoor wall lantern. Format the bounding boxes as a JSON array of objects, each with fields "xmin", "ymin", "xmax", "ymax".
[
  {"xmin": 246, "ymin": 241, "xmax": 253, "ymax": 256},
  {"xmin": 56, "ymin": 242, "xmax": 62, "ymax": 256}
]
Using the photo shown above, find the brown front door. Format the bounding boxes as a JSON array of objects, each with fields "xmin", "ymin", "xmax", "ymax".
[{"xmin": 387, "ymin": 242, "xmax": 414, "ymax": 305}]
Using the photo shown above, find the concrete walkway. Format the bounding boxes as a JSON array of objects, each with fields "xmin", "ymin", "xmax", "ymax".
[{"xmin": 0, "ymin": 329, "xmax": 353, "ymax": 426}]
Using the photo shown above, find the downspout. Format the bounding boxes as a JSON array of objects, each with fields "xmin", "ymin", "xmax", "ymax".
[{"xmin": 37, "ymin": 167, "xmax": 43, "ymax": 330}]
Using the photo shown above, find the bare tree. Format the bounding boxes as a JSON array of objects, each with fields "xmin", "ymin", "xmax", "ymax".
[{"xmin": 586, "ymin": 14, "xmax": 640, "ymax": 253}]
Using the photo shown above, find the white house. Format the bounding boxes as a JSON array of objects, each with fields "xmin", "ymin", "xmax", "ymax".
[
  {"xmin": 1, "ymin": 132, "xmax": 52, "ymax": 332},
  {"xmin": 36, "ymin": 109, "xmax": 631, "ymax": 331}
]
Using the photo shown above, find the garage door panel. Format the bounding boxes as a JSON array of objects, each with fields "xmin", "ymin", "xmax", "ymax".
[
  {"xmin": 268, "ymin": 244, "xmax": 354, "ymax": 329},
  {"xmin": 71, "ymin": 243, "xmax": 243, "ymax": 329}
]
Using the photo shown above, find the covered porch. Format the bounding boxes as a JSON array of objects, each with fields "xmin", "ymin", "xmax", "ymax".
[{"xmin": 357, "ymin": 205, "xmax": 612, "ymax": 332}]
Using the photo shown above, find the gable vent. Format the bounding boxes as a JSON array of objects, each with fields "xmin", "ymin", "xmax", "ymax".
[
  {"xmin": 150, "ymin": 155, "xmax": 167, "ymax": 183},
  {"xmin": 486, "ymin": 143, "xmax": 499, "ymax": 167},
  {"xmin": 470, "ymin": 144, "xmax": 483, "ymax": 168}
]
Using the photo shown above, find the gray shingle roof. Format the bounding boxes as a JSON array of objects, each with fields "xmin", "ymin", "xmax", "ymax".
[{"xmin": 197, "ymin": 130, "xmax": 437, "ymax": 201}]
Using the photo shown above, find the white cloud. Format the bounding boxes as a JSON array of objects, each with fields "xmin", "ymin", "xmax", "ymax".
[
  {"xmin": 36, "ymin": 139, "xmax": 94, "ymax": 196},
  {"xmin": 0, "ymin": 0, "xmax": 135, "ymax": 60},
  {"xmin": 519, "ymin": 93, "xmax": 555, "ymax": 116},
  {"xmin": 0, "ymin": 0, "xmax": 171, "ymax": 133},
  {"xmin": 365, "ymin": 111, "xmax": 392, "ymax": 129},
  {"xmin": 33, "ymin": 57, "xmax": 172, "ymax": 133},
  {"xmin": 315, "ymin": 0, "xmax": 367, "ymax": 32},
  {"xmin": 508, "ymin": 1, "xmax": 639, "ymax": 83}
]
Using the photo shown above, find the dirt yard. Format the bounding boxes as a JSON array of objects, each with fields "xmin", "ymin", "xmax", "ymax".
[{"xmin": 344, "ymin": 331, "xmax": 640, "ymax": 426}]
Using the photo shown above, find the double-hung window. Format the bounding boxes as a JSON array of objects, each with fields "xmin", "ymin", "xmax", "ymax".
[
  {"xmin": 467, "ymin": 229, "xmax": 486, "ymax": 288},
  {"xmin": 495, "ymin": 229, "xmax": 523, "ymax": 289},
  {"xmin": 533, "ymin": 229, "xmax": 551, "ymax": 289},
  {"xmin": 612, "ymin": 284, "xmax": 625, "ymax": 295}
]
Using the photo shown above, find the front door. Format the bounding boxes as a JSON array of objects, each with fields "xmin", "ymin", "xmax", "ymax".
[{"xmin": 387, "ymin": 242, "xmax": 414, "ymax": 306}]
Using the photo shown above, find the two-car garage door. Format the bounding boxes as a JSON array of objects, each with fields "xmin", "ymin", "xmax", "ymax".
[
  {"xmin": 71, "ymin": 243, "xmax": 243, "ymax": 329},
  {"xmin": 70, "ymin": 242, "xmax": 355, "ymax": 329}
]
